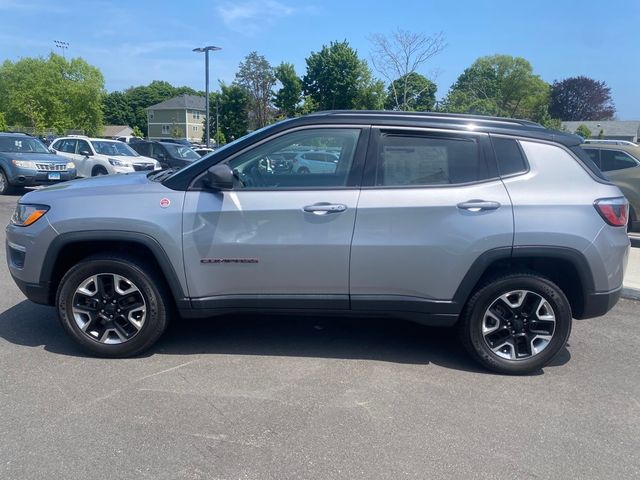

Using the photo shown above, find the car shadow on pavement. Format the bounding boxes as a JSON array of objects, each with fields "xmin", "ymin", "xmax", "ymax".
[{"xmin": 0, "ymin": 300, "xmax": 571, "ymax": 375}]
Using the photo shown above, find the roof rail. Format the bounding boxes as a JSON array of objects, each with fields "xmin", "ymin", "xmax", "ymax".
[{"xmin": 311, "ymin": 110, "xmax": 545, "ymax": 128}]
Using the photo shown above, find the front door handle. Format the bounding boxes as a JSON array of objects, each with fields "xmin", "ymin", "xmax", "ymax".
[
  {"xmin": 303, "ymin": 203, "xmax": 347, "ymax": 215},
  {"xmin": 457, "ymin": 200, "xmax": 501, "ymax": 212}
]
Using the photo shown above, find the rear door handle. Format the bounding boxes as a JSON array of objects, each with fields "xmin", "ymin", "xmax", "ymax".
[
  {"xmin": 303, "ymin": 203, "xmax": 347, "ymax": 215},
  {"xmin": 457, "ymin": 200, "xmax": 501, "ymax": 212}
]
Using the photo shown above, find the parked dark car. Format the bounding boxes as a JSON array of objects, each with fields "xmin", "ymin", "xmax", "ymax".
[
  {"xmin": 158, "ymin": 138, "xmax": 193, "ymax": 147},
  {"xmin": 130, "ymin": 141, "xmax": 201, "ymax": 169}
]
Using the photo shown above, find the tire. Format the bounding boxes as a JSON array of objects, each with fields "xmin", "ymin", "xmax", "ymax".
[
  {"xmin": 0, "ymin": 169, "xmax": 15, "ymax": 195},
  {"xmin": 458, "ymin": 273, "xmax": 572, "ymax": 375},
  {"xmin": 297, "ymin": 167, "xmax": 310, "ymax": 174},
  {"xmin": 56, "ymin": 254, "xmax": 170, "ymax": 357},
  {"xmin": 92, "ymin": 166, "xmax": 108, "ymax": 176}
]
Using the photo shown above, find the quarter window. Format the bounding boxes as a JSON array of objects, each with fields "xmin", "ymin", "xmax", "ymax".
[
  {"xmin": 225, "ymin": 128, "xmax": 361, "ymax": 189},
  {"xmin": 599, "ymin": 150, "xmax": 638, "ymax": 172},
  {"xmin": 492, "ymin": 137, "xmax": 528, "ymax": 176},
  {"xmin": 376, "ymin": 133, "xmax": 488, "ymax": 186}
]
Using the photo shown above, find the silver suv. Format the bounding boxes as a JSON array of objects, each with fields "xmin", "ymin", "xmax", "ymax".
[{"xmin": 6, "ymin": 112, "xmax": 630, "ymax": 374}]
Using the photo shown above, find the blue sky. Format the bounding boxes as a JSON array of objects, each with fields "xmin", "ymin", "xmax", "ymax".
[{"xmin": 1, "ymin": 0, "xmax": 638, "ymax": 118}]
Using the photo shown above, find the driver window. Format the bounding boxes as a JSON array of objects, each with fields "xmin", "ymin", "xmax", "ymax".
[{"xmin": 227, "ymin": 128, "xmax": 361, "ymax": 189}]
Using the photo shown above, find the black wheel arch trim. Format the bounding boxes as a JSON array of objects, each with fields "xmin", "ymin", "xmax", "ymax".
[
  {"xmin": 452, "ymin": 245, "xmax": 597, "ymax": 312},
  {"xmin": 40, "ymin": 230, "xmax": 187, "ymax": 305}
]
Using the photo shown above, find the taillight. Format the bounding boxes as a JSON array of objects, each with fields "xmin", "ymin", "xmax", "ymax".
[{"xmin": 594, "ymin": 197, "xmax": 628, "ymax": 227}]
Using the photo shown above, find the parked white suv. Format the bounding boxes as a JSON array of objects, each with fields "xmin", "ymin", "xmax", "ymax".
[{"xmin": 50, "ymin": 136, "xmax": 160, "ymax": 177}]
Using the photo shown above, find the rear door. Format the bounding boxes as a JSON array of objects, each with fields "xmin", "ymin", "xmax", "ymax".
[
  {"xmin": 182, "ymin": 126, "xmax": 369, "ymax": 310},
  {"xmin": 350, "ymin": 127, "xmax": 513, "ymax": 314}
]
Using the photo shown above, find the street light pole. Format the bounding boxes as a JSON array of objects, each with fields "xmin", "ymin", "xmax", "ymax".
[{"xmin": 193, "ymin": 46, "xmax": 221, "ymax": 148}]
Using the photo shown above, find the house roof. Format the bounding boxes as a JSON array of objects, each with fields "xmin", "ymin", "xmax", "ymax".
[
  {"xmin": 146, "ymin": 94, "xmax": 206, "ymax": 112},
  {"xmin": 101, "ymin": 125, "xmax": 133, "ymax": 137},
  {"xmin": 562, "ymin": 121, "xmax": 640, "ymax": 137}
]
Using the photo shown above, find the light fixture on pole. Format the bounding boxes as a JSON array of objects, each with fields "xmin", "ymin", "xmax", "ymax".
[
  {"xmin": 54, "ymin": 40, "xmax": 69, "ymax": 59},
  {"xmin": 193, "ymin": 46, "xmax": 221, "ymax": 147}
]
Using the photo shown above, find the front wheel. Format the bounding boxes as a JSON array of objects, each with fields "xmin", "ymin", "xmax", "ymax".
[
  {"xmin": 458, "ymin": 273, "xmax": 572, "ymax": 375},
  {"xmin": 0, "ymin": 169, "xmax": 14, "ymax": 195},
  {"xmin": 57, "ymin": 254, "xmax": 169, "ymax": 357}
]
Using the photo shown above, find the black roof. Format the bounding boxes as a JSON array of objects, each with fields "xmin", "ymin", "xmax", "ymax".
[
  {"xmin": 164, "ymin": 111, "xmax": 583, "ymax": 190},
  {"xmin": 296, "ymin": 110, "xmax": 581, "ymax": 147}
]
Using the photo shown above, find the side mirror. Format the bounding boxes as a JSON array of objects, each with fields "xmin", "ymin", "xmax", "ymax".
[
  {"xmin": 203, "ymin": 163, "xmax": 234, "ymax": 190},
  {"xmin": 79, "ymin": 149, "xmax": 91, "ymax": 157},
  {"xmin": 49, "ymin": 148, "xmax": 57, "ymax": 154}
]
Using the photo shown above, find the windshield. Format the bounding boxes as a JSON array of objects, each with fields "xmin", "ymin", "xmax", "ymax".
[
  {"xmin": 92, "ymin": 141, "xmax": 139, "ymax": 156},
  {"xmin": 163, "ymin": 144, "xmax": 200, "ymax": 160},
  {"xmin": 0, "ymin": 136, "xmax": 50, "ymax": 154}
]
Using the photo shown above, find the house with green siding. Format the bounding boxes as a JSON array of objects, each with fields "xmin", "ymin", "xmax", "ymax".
[{"xmin": 146, "ymin": 94, "xmax": 206, "ymax": 143}]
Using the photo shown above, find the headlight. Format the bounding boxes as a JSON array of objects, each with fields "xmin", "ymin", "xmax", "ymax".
[
  {"xmin": 11, "ymin": 204, "xmax": 49, "ymax": 227},
  {"xmin": 66, "ymin": 162, "xmax": 75, "ymax": 169},
  {"xmin": 12, "ymin": 160, "xmax": 36, "ymax": 169},
  {"xmin": 108, "ymin": 158, "xmax": 128, "ymax": 167}
]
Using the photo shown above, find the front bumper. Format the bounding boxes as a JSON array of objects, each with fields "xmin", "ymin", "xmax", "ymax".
[
  {"xmin": 8, "ymin": 168, "xmax": 77, "ymax": 186},
  {"xmin": 11, "ymin": 275, "xmax": 52, "ymax": 305}
]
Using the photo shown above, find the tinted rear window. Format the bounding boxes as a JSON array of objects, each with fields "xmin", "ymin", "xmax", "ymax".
[{"xmin": 492, "ymin": 137, "xmax": 528, "ymax": 176}]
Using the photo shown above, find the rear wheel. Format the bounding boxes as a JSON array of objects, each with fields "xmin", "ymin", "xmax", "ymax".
[
  {"xmin": 458, "ymin": 273, "xmax": 572, "ymax": 375},
  {"xmin": 57, "ymin": 254, "xmax": 169, "ymax": 357}
]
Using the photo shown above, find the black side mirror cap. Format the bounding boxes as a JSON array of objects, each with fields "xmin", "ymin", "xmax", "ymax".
[{"xmin": 203, "ymin": 163, "xmax": 234, "ymax": 190}]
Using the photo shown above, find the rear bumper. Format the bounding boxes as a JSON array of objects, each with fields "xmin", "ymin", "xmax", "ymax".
[{"xmin": 577, "ymin": 286, "xmax": 622, "ymax": 319}]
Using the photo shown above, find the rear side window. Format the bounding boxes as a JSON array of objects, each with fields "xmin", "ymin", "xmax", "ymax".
[
  {"xmin": 376, "ymin": 133, "xmax": 488, "ymax": 186},
  {"xmin": 599, "ymin": 150, "xmax": 639, "ymax": 172},
  {"xmin": 56, "ymin": 139, "xmax": 77, "ymax": 154},
  {"xmin": 492, "ymin": 137, "xmax": 528, "ymax": 176}
]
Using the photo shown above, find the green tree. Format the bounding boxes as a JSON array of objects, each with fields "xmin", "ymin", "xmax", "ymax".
[
  {"xmin": 0, "ymin": 53, "xmax": 104, "ymax": 135},
  {"xmin": 103, "ymin": 91, "xmax": 133, "ymax": 125},
  {"xmin": 131, "ymin": 125, "xmax": 144, "ymax": 138},
  {"xmin": 384, "ymin": 73, "xmax": 436, "ymax": 111},
  {"xmin": 303, "ymin": 40, "xmax": 381, "ymax": 110},
  {"xmin": 213, "ymin": 130, "xmax": 226, "ymax": 146},
  {"xmin": 219, "ymin": 83, "xmax": 249, "ymax": 141},
  {"xmin": 441, "ymin": 55, "xmax": 549, "ymax": 121},
  {"xmin": 575, "ymin": 124, "xmax": 592, "ymax": 139},
  {"xmin": 273, "ymin": 62, "xmax": 302, "ymax": 118},
  {"xmin": 235, "ymin": 52, "xmax": 276, "ymax": 129},
  {"xmin": 0, "ymin": 112, "xmax": 7, "ymax": 131}
]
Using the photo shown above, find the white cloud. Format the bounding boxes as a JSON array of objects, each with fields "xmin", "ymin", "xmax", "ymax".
[{"xmin": 216, "ymin": 1, "xmax": 314, "ymax": 35}]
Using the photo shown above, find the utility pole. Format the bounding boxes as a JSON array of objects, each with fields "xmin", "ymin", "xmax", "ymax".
[
  {"xmin": 193, "ymin": 46, "xmax": 221, "ymax": 148},
  {"xmin": 54, "ymin": 40, "xmax": 69, "ymax": 59}
]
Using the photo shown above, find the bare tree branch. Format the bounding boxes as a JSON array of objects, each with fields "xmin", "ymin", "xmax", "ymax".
[{"xmin": 369, "ymin": 29, "xmax": 446, "ymax": 111}]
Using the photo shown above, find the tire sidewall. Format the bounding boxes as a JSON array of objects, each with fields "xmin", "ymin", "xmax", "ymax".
[
  {"xmin": 464, "ymin": 275, "xmax": 572, "ymax": 374},
  {"xmin": 57, "ymin": 257, "xmax": 167, "ymax": 357},
  {"xmin": 0, "ymin": 169, "xmax": 9, "ymax": 195}
]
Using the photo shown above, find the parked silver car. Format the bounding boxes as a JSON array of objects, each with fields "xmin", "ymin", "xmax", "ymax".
[{"xmin": 6, "ymin": 111, "xmax": 629, "ymax": 374}]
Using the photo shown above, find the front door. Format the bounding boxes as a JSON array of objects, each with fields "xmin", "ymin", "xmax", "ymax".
[
  {"xmin": 182, "ymin": 126, "xmax": 368, "ymax": 310},
  {"xmin": 350, "ymin": 127, "xmax": 514, "ymax": 315}
]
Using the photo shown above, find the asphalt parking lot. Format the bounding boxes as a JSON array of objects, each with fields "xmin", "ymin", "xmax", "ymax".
[{"xmin": 0, "ymin": 192, "xmax": 638, "ymax": 480}]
